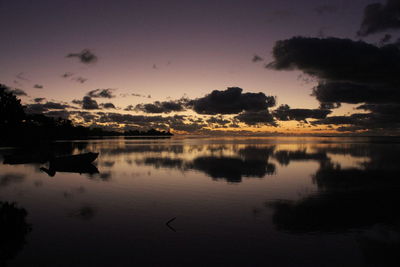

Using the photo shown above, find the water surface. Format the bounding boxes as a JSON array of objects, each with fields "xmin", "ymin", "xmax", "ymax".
[{"xmin": 1, "ymin": 137, "xmax": 399, "ymax": 266}]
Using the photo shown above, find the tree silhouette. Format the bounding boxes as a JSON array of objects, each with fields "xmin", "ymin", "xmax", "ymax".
[{"xmin": 0, "ymin": 84, "xmax": 25, "ymax": 127}]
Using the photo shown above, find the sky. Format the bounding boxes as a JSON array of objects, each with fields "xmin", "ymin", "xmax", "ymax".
[{"xmin": 1, "ymin": 0, "xmax": 399, "ymax": 135}]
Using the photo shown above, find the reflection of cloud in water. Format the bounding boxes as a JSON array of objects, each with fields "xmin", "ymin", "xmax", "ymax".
[
  {"xmin": 273, "ymin": 150, "xmax": 328, "ymax": 166},
  {"xmin": 267, "ymin": 144, "xmax": 400, "ymax": 265},
  {"xmin": 100, "ymin": 161, "xmax": 115, "ymax": 167},
  {"xmin": 0, "ymin": 173, "xmax": 25, "ymax": 187},
  {"xmin": 190, "ymin": 157, "xmax": 275, "ymax": 183},
  {"xmin": 69, "ymin": 206, "xmax": 97, "ymax": 220},
  {"xmin": 136, "ymin": 146, "xmax": 277, "ymax": 183},
  {"xmin": 98, "ymin": 145, "xmax": 184, "ymax": 155},
  {"xmin": 140, "ymin": 157, "xmax": 185, "ymax": 169}
]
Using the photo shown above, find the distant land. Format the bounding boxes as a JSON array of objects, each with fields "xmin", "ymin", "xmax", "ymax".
[{"xmin": 0, "ymin": 85, "xmax": 172, "ymax": 146}]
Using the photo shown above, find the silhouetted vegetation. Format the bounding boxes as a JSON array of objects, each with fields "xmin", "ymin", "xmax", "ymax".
[
  {"xmin": 0, "ymin": 202, "xmax": 31, "ymax": 266},
  {"xmin": 0, "ymin": 84, "xmax": 172, "ymax": 146}
]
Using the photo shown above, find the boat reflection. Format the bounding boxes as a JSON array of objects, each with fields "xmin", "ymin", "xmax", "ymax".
[{"xmin": 40, "ymin": 164, "xmax": 99, "ymax": 177}]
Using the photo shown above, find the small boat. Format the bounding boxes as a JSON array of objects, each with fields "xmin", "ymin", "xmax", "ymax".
[{"xmin": 50, "ymin": 152, "xmax": 99, "ymax": 167}]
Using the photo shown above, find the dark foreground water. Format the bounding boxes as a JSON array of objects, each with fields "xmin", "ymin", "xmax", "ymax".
[{"xmin": 1, "ymin": 137, "xmax": 399, "ymax": 267}]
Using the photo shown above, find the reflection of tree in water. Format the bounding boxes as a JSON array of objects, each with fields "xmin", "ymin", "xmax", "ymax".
[
  {"xmin": 0, "ymin": 202, "xmax": 31, "ymax": 266},
  {"xmin": 268, "ymin": 144, "xmax": 400, "ymax": 266}
]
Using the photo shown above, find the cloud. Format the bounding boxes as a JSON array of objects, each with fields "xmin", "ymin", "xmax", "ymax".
[
  {"xmin": 235, "ymin": 110, "xmax": 276, "ymax": 126},
  {"xmin": 62, "ymin": 72, "xmax": 74, "ymax": 78},
  {"xmin": 87, "ymin": 89, "xmax": 116, "ymax": 98},
  {"xmin": 358, "ymin": 0, "xmax": 400, "ymax": 36},
  {"xmin": 380, "ymin": 33, "xmax": 392, "ymax": 45},
  {"xmin": 24, "ymin": 101, "xmax": 72, "ymax": 114},
  {"xmin": 313, "ymin": 111, "xmax": 400, "ymax": 132},
  {"xmin": 42, "ymin": 102, "xmax": 71, "ymax": 110},
  {"xmin": 134, "ymin": 99, "xmax": 188, "ymax": 113},
  {"xmin": 97, "ymin": 112, "xmax": 170, "ymax": 125},
  {"xmin": 206, "ymin": 116, "xmax": 230, "ymax": 126},
  {"xmin": 74, "ymin": 77, "xmax": 87, "ymax": 83},
  {"xmin": 99, "ymin": 102, "xmax": 116, "ymax": 109},
  {"xmin": 45, "ymin": 110, "xmax": 71, "ymax": 119},
  {"xmin": 24, "ymin": 103, "xmax": 47, "ymax": 114},
  {"xmin": 124, "ymin": 105, "xmax": 134, "ymax": 111},
  {"xmin": 191, "ymin": 87, "xmax": 276, "ymax": 115},
  {"xmin": 82, "ymin": 96, "xmax": 99, "ymax": 109},
  {"xmin": 71, "ymin": 99, "xmax": 83, "ymax": 105},
  {"xmin": 9, "ymin": 88, "xmax": 27, "ymax": 96},
  {"xmin": 268, "ymin": 36, "xmax": 400, "ymax": 133},
  {"xmin": 272, "ymin": 104, "xmax": 331, "ymax": 121},
  {"xmin": 66, "ymin": 49, "xmax": 98, "ymax": 64},
  {"xmin": 168, "ymin": 119, "xmax": 206, "ymax": 132},
  {"xmin": 33, "ymin": 84, "xmax": 43, "ymax": 89},
  {"xmin": 34, "ymin": 97, "xmax": 46, "ymax": 103},
  {"xmin": 4, "ymin": 86, "xmax": 27, "ymax": 96},
  {"xmin": 252, "ymin": 54, "xmax": 263, "ymax": 62},
  {"xmin": 268, "ymin": 37, "xmax": 400, "ymax": 85},
  {"xmin": 94, "ymin": 112, "xmax": 205, "ymax": 133},
  {"xmin": 312, "ymin": 82, "xmax": 400, "ymax": 105}
]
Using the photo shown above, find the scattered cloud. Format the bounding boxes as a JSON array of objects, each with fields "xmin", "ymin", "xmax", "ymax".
[
  {"xmin": 24, "ymin": 101, "xmax": 72, "ymax": 114},
  {"xmin": 99, "ymin": 102, "xmax": 116, "ymax": 109},
  {"xmin": 33, "ymin": 84, "xmax": 44, "ymax": 89},
  {"xmin": 66, "ymin": 49, "xmax": 98, "ymax": 64},
  {"xmin": 358, "ymin": 0, "xmax": 400, "ymax": 36},
  {"xmin": 124, "ymin": 105, "xmax": 135, "ymax": 111},
  {"xmin": 74, "ymin": 77, "xmax": 88, "ymax": 83},
  {"xmin": 82, "ymin": 96, "xmax": 99, "ymax": 109},
  {"xmin": 87, "ymin": 89, "xmax": 116, "ymax": 98},
  {"xmin": 134, "ymin": 99, "xmax": 188, "ymax": 113},
  {"xmin": 34, "ymin": 97, "xmax": 46, "ymax": 103},
  {"xmin": 7, "ymin": 88, "xmax": 27, "ymax": 96},
  {"xmin": 62, "ymin": 72, "xmax": 74, "ymax": 78},
  {"xmin": 252, "ymin": 54, "xmax": 263, "ymax": 62}
]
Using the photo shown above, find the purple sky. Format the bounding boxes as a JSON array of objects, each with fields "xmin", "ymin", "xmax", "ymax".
[{"xmin": 1, "ymin": 0, "xmax": 393, "ymax": 134}]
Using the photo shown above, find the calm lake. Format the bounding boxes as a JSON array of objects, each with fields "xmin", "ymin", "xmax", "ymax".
[{"xmin": 1, "ymin": 137, "xmax": 399, "ymax": 266}]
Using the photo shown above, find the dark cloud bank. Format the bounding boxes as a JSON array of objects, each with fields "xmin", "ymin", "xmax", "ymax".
[{"xmin": 268, "ymin": 34, "xmax": 400, "ymax": 134}]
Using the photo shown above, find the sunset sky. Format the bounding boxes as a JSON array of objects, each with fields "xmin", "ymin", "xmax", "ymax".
[{"xmin": 1, "ymin": 0, "xmax": 399, "ymax": 135}]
